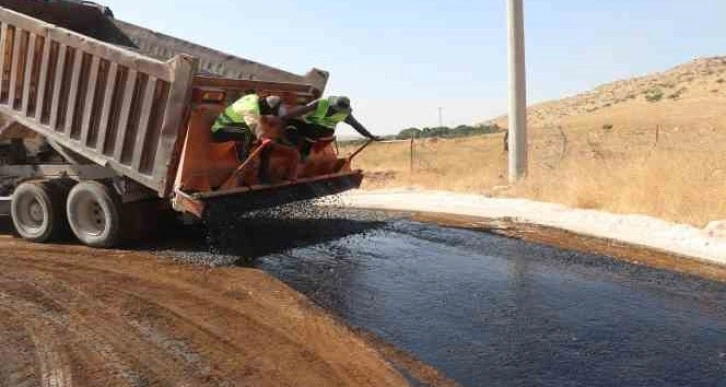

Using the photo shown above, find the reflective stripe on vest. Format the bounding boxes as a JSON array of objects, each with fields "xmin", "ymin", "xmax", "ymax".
[
  {"xmin": 304, "ymin": 97, "xmax": 350, "ymax": 130},
  {"xmin": 212, "ymin": 94, "xmax": 260, "ymax": 132}
]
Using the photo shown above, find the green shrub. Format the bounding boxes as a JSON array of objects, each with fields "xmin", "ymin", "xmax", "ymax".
[{"xmin": 645, "ymin": 89, "xmax": 664, "ymax": 102}]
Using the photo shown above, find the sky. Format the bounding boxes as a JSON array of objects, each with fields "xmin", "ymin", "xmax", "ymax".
[{"xmin": 100, "ymin": 0, "xmax": 726, "ymax": 136}]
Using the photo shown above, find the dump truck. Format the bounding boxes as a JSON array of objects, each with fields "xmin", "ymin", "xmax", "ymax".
[{"xmin": 0, "ymin": 0, "xmax": 370, "ymax": 247}]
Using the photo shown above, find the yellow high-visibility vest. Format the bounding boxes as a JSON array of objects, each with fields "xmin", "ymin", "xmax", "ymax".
[
  {"xmin": 212, "ymin": 94, "xmax": 260, "ymax": 132},
  {"xmin": 304, "ymin": 96, "xmax": 351, "ymax": 130}
]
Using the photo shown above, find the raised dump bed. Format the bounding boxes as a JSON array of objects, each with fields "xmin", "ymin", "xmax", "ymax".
[{"xmin": 0, "ymin": 1, "xmax": 367, "ymax": 247}]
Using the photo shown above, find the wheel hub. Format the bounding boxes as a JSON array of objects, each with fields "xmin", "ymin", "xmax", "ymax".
[
  {"xmin": 28, "ymin": 201, "xmax": 44, "ymax": 223},
  {"xmin": 17, "ymin": 196, "xmax": 46, "ymax": 233},
  {"xmin": 71, "ymin": 192, "xmax": 107, "ymax": 237},
  {"xmin": 92, "ymin": 203, "xmax": 105, "ymax": 229}
]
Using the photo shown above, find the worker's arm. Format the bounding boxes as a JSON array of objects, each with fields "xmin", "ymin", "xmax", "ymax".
[
  {"xmin": 242, "ymin": 110, "xmax": 264, "ymax": 138},
  {"xmin": 345, "ymin": 114, "xmax": 383, "ymax": 141},
  {"xmin": 282, "ymin": 100, "xmax": 319, "ymax": 121}
]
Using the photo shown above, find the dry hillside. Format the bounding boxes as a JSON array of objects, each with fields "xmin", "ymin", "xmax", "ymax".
[
  {"xmin": 345, "ymin": 57, "xmax": 726, "ymax": 227},
  {"xmin": 493, "ymin": 56, "xmax": 726, "ymax": 136}
]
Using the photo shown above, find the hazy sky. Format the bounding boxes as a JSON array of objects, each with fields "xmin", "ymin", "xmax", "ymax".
[{"xmin": 101, "ymin": 0, "xmax": 726, "ymax": 135}]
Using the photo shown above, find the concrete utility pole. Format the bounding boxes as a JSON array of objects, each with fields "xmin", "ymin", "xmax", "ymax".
[
  {"xmin": 438, "ymin": 107, "xmax": 443, "ymax": 127},
  {"xmin": 507, "ymin": 0, "xmax": 528, "ymax": 182}
]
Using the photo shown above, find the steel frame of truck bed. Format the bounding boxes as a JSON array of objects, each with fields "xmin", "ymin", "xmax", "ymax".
[
  {"xmin": 0, "ymin": 2, "xmax": 370, "ymax": 247},
  {"xmin": 0, "ymin": 6, "xmax": 334, "ymax": 200},
  {"xmin": 0, "ymin": 6, "xmax": 197, "ymax": 195}
]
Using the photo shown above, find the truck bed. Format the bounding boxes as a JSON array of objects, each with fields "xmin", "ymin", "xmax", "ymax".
[
  {"xmin": 0, "ymin": 1, "xmax": 326, "ymax": 197},
  {"xmin": 0, "ymin": 0, "xmax": 328, "ymax": 89}
]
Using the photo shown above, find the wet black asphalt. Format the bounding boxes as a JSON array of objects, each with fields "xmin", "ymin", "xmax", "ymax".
[{"xmin": 159, "ymin": 205, "xmax": 726, "ymax": 387}]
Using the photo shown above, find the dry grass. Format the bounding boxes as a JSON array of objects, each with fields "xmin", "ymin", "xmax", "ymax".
[
  {"xmin": 340, "ymin": 130, "xmax": 726, "ymax": 227},
  {"xmin": 341, "ymin": 135, "xmax": 509, "ymax": 193},
  {"xmin": 515, "ymin": 150, "xmax": 726, "ymax": 227},
  {"xmin": 340, "ymin": 57, "xmax": 726, "ymax": 227}
]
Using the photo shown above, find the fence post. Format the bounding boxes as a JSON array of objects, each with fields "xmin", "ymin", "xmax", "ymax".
[{"xmin": 410, "ymin": 132, "xmax": 415, "ymax": 176}]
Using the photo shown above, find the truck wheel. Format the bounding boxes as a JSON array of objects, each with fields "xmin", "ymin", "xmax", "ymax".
[
  {"xmin": 11, "ymin": 181, "xmax": 67, "ymax": 243},
  {"xmin": 66, "ymin": 181, "xmax": 122, "ymax": 248}
]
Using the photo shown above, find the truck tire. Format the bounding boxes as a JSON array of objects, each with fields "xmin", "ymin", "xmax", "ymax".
[
  {"xmin": 11, "ymin": 180, "xmax": 68, "ymax": 243},
  {"xmin": 66, "ymin": 181, "xmax": 123, "ymax": 248}
]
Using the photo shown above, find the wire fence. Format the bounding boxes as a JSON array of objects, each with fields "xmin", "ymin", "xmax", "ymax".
[{"xmin": 342, "ymin": 124, "xmax": 726, "ymax": 178}]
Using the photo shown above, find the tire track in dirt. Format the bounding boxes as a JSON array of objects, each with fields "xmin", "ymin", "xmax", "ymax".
[
  {"xmin": 0, "ymin": 236, "xmax": 412, "ymax": 386},
  {"xmin": 8, "ymin": 253, "xmax": 364, "ymax": 384},
  {"xmin": 0, "ymin": 257, "xmax": 315, "ymax": 385},
  {"xmin": 9, "ymin": 251, "xmax": 375, "ymax": 359},
  {"xmin": 0, "ymin": 272, "xmax": 140, "ymax": 386},
  {"xmin": 0, "ymin": 278, "xmax": 74, "ymax": 387},
  {"xmin": 25, "ymin": 322, "xmax": 73, "ymax": 387},
  {"xmin": 0, "ymin": 309, "xmax": 40, "ymax": 387}
]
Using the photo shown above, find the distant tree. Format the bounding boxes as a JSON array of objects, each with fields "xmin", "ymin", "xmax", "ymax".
[
  {"xmin": 395, "ymin": 123, "xmax": 502, "ymax": 140},
  {"xmin": 426, "ymin": 126, "xmax": 450, "ymax": 138},
  {"xmin": 396, "ymin": 127, "xmax": 423, "ymax": 140}
]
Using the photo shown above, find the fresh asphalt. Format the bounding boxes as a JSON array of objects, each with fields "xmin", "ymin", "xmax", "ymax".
[{"xmin": 156, "ymin": 204, "xmax": 726, "ymax": 387}]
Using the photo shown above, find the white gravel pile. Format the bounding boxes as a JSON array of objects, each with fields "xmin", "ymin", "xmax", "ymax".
[{"xmin": 337, "ymin": 189, "xmax": 726, "ymax": 266}]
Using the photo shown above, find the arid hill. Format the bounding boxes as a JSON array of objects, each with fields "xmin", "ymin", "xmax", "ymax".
[{"xmin": 493, "ymin": 57, "xmax": 726, "ymax": 143}]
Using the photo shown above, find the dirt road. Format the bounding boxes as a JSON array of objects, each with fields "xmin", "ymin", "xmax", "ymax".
[{"xmin": 0, "ymin": 232, "xmax": 410, "ymax": 386}]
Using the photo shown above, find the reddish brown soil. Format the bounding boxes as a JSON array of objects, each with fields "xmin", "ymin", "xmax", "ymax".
[{"xmin": 0, "ymin": 235, "xmax": 413, "ymax": 386}]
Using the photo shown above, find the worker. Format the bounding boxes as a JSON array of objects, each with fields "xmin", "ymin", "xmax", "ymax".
[
  {"xmin": 212, "ymin": 93, "xmax": 298, "ymax": 182},
  {"xmin": 283, "ymin": 96, "xmax": 383, "ymax": 156},
  {"xmin": 211, "ymin": 93, "xmax": 283, "ymax": 158}
]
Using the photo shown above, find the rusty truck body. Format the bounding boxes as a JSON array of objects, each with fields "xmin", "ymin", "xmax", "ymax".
[{"xmin": 0, "ymin": 0, "xmax": 367, "ymax": 247}]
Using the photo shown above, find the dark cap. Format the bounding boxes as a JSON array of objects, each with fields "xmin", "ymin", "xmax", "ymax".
[
  {"xmin": 260, "ymin": 95, "xmax": 282, "ymax": 115},
  {"xmin": 330, "ymin": 96, "xmax": 351, "ymax": 110}
]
